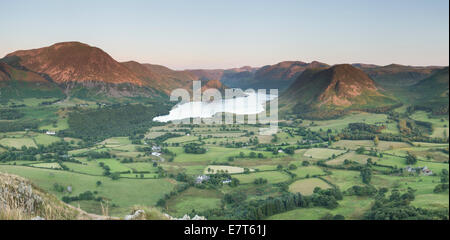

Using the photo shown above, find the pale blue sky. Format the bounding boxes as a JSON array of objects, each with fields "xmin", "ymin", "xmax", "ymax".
[{"xmin": 1, "ymin": 0, "xmax": 448, "ymax": 69}]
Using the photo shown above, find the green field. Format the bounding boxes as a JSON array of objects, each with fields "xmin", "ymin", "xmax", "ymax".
[
  {"xmin": 96, "ymin": 158, "xmax": 132, "ymax": 173},
  {"xmin": 0, "ymin": 137, "xmax": 37, "ymax": 148},
  {"xmin": 168, "ymin": 146, "xmax": 284, "ymax": 163},
  {"xmin": 303, "ymin": 112, "xmax": 390, "ymax": 132},
  {"xmin": 267, "ymin": 196, "xmax": 373, "ymax": 220},
  {"xmin": 326, "ymin": 152, "xmax": 378, "ymax": 165},
  {"xmin": 303, "ymin": 148, "xmax": 346, "ymax": 159},
  {"xmin": 288, "ymin": 178, "xmax": 332, "ymax": 195},
  {"xmin": 0, "ymin": 165, "xmax": 176, "ymax": 216},
  {"xmin": 1, "ymin": 101, "xmax": 448, "ymax": 220},
  {"xmin": 289, "ymin": 166, "xmax": 326, "ymax": 178},
  {"xmin": 30, "ymin": 162, "xmax": 61, "ymax": 169},
  {"xmin": 234, "ymin": 171, "xmax": 291, "ymax": 184},
  {"xmin": 33, "ymin": 134, "xmax": 61, "ymax": 146},
  {"xmin": 204, "ymin": 165, "xmax": 251, "ymax": 174},
  {"xmin": 166, "ymin": 187, "xmax": 222, "ymax": 217}
]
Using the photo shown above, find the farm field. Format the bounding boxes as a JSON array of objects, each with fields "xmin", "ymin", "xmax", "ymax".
[
  {"xmin": 0, "ymin": 137, "xmax": 37, "ymax": 148},
  {"xmin": 234, "ymin": 171, "xmax": 291, "ymax": 184},
  {"xmin": 326, "ymin": 151, "xmax": 378, "ymax": 165},
  {"xmin": 288, "ymin": 178, "xmax": 332, "ymax": 195},
  {"xmin": 267, "ymin": 196, "xmax": 373, "ymax": 220},
  {"xmin": 168, "ymin": 146, "xmax": 285, "ymax": 163},
  {"xmin": 303, "ymin": 148, "xmax": 346, "ymax": 159},
  {"xmin": 0, "ymin": 103, "xmax": 448, "ymax": 220},
  {"xmin": 30, "ymin": 162, "xmax": 61, "ymax": 169},
  {"xmin": 288, "ymin": 166, "xmax": 326, "ymax": 178},
  {"xmin": 204, "ymin": 165, "xmax": 253, "ymax": 174},
  {"xmin": 166, "ymin": 187, "xmax": 223, "ymax": 217},
  {"xmin": 332, "ymin": 140, "xmax": 410, "ymax": 151},
  {"xmin": 302, "ymin": 112, "xmax": 390, "ymax": 132},
  {"xmin": 0, "ymin": 164, "xmax": 176, "ymax": 216},
  {"xmin": 33, "ymin": 134, "xmax": 61, "ymax": 145}
]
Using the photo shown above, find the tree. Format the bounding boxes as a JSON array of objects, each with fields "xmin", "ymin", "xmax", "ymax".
[
  {"xmin": 433, "ymin": 183, "xmax": 449, "ymax": 193},
  {"xmin": 110, "ymin": 172, "xmax": 120, "ymax": 180},
  {"xmin": 333, "ymin": 214, "xmax": 345, "ymax": 220},
  {"xmin": 360, "ymin": 167, "xmax": 372, "ymax": 184},
  {"xmin": 288, "ymin": 164, "xmax": 297, "ymax": 170},
  {"xmin": 441, "ymin": 169, "xmax": 449, "ymax": 183},
  {"xmin": 183, "ymin": 143, "xmax": 206, "ymax": 154},
  {"xmin": 356, "ymin": 147, "xmax": 365, "ymax": 154},
  {"xmin": 96, "ymin": 181, "xmax": 102, "ymax": 187},
  {"xmin": 405, "ymin": 152, "xmax": 418, "ymax": 165},
  {"xmin": 374, "ymin": 135, "xmax": 379, "ymax": 146}
]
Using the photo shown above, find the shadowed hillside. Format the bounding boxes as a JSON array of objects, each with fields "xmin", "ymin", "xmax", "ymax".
[{"xmin": 281, "ymin": 64, "xmax": 400, "ymax": 119}]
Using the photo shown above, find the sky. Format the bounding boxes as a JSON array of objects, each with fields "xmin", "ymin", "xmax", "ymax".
[{"xmin": 0, "ymin": 0, "xmax": 448, "ymax": 69}]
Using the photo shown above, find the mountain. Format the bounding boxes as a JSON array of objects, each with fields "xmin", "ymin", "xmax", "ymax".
[
  {"xmin": 356, "ymin": 64, "xmax": 443, "ymax": 87},
  {"xmin": 0, "ymin": 61, "xmax": 64, "ymax": 102},
  {"xmin": 187, "ymin": 61, "xmax": 329, "ymax": 91},
  {"xmin": 409, "ymin": 67, "xmax": 449, "ymax": 114},
  {"xmin": 4, "ymin": 42, "xmax": 143, "ymax": 86},
  {"xmin": 281, "ymin": 64, "xmax": 399, "ymax": 119},
  {"xmin": 0, "ymin": 42, "xmax": 202, "ymax": 100},
  {"xmin": 121, "ymin": 61, "xmax": 196, "ymax": 95},
  {"xmin": 214, "ymin": 61, "xmax": 329, "ymax": 91},
  {"xmin": 1, "ymin": 42, "xmax": 164, "ymax": 100},
  {"xmin": 352, "ymin": 63, "xmax": 379, "ymax": 69},
  {"xmin": 0, "ymin": 61, "xmax": 48, "ymax": 83},
  {"xmin": 140, "ymin": 63, "xmax": 199, "ymax": 93},
  {"xmin": 186, "ymin": 69, "xmax": 225, "ymax": 82}
]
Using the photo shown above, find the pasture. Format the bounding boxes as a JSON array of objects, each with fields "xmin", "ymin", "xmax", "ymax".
[
  {"xmin": 288, "ymin": 178, "xmax": 331, "ymax": 195},
  {"xmin": 267, "ymin": 196, "xmax": 373, "ymax": 220},
  {"xmin": 303, "ymin": 148, "xmax": 346, "ymax": 159},
  {"xmin": 234, "ymin": 171, "xmax": 290, "ymax": 184},
  {"xmin": 204, "ymin": 165, "xmax": 253, "ymax": 174},
  {"xmin": 0, "ymin": 137, "xmax": 36, "ymax": 148},
  {"xmin": 0, "ymin": 165, "xmax": 176, "ymax": 216},
  {"xmin": 166, "ymin": 187, "xmax": 223, "ymax": 217},
  {"xmin": 326, "ymin": 152, "xmax": 377, "ymax": 166},
  {"xmin": 288, "ymin": 166, "xmax": 326, "ymax": 178}
]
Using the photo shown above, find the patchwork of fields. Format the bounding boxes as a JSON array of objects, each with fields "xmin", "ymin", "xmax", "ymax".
[{"xmin": 1, "ymin": 99, "xmax": 449, "ymax": 219}]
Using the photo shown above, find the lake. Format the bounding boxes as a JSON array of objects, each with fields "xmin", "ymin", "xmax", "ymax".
[{"xmin": 153, "ymin": 92, "xmax": 277, "ymax": 122}]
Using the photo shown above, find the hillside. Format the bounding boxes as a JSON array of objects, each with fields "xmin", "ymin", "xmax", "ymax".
[
  {"xmin": 0, "ymin": 42, "xmax": 199, "ymax": 100},
  {"xmin": 0, "ymin": 172, "xmax": 98, "ymax": 220},
  {"xmin": 357, "ymin": 64, "xmax": 442, "ymax": 87},
  {"xmin": 0, "ymin": 62, "xmax": 64, "ymax": 102},
  {"xmin": 220, "ymin": 61, "xmax": 329, "ymax": 91},
  {"xmin": 281, "ymin": 64, "xmax": 399, "ymax": 119},
  {"xmin": 4, "ymin": 42, "xmax": 143, "ymax": 86},
  {"xmin": 0, "ymin": 172, "xmax": 176, "ymax": 220},
  {"xmin": 140, "ymin": 63, "xmax": 198, "ymax": 94},
  {"xmin": 409, "ymin": 67, "xmax": 449, "ymax": 114},
  {"xmin": 253, "ymin": 61, "xmax": 329, "ymax": 89}
]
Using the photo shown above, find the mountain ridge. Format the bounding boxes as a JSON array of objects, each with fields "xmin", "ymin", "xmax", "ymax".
[{"xmin": 281, "ymin": 64, "xmax": 400, "ymax": 119}]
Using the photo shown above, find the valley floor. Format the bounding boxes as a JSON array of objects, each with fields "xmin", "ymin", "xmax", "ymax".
[{"xmin": 1, "ymin": 98, "xmax": 449, "ymax": 219}]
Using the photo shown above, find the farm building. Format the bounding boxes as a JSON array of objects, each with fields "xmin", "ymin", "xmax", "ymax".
[
  {"xmin": 222, "ymin": 179, "xmax": 232, "ymax": 184},
  {"xmin": 151, "ymin": 152, "xmax": 161, "ymax": 157},
  {"xmin": 196, "ymin": 175, "xmax": 210, "ymax": 184},
  {"xmin": 152, "ymin": 145, "xmax": 161, "ymax": 152},
  {"xmin": 404, "ymin": 166, "xmax": 433, "ymax": 176}
]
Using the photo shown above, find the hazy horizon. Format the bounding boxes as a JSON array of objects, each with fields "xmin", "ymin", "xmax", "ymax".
[{"xmin": 1, "ymin": 0, "xmax": 449, "ymax": 70}]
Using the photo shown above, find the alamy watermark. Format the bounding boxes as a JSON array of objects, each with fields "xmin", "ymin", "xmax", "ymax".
[{"xmin": 155, "ymin": 81, "xmax": 278, "ymax": 135}]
